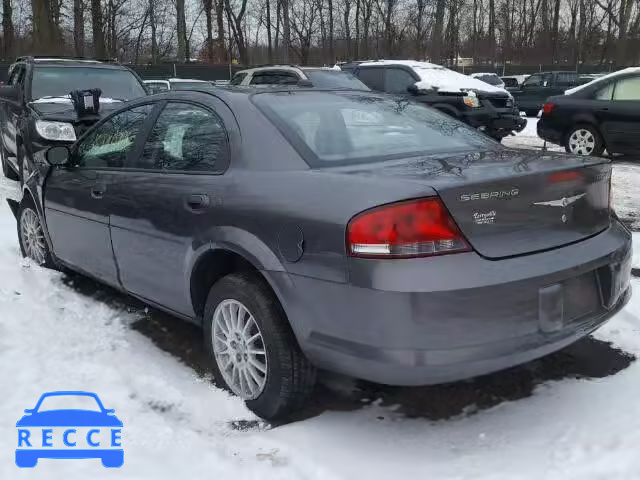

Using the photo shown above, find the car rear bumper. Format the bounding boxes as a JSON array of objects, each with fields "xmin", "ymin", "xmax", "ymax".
[
  {"xmin": 270, "ymin": 219, "xmax": 632, "ymax": 385},
  {"xmin": 537, "ymin": 118, "xmax": 564, "ymax": 145}
]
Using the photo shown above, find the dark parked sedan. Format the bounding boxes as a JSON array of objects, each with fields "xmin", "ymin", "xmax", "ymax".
[
  {"xmin": 9, "ymin": 87, "xmax": 631, "ymax": 420},
  {"xmin": 538, "ymin": 67, "xmax": 640, "ymax": 156}
]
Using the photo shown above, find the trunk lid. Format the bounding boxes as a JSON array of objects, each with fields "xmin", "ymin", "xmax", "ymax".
[{"xmin": 335, "ymin": 149, "xmax": 611, "ymax": 259}]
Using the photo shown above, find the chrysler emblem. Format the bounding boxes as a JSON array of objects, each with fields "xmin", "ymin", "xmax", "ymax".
[{"xmin": 532, "ymin": 193, "xmax": 586, "ymax": 208}]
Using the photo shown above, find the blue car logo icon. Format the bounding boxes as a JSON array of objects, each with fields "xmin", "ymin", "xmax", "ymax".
[{"xmin": 16, "ymin": 391, "xmax": 123, "ymax": 468}]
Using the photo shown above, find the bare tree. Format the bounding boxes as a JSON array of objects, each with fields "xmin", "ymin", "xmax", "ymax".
[
  {"xmin": 3, "ymin": 0, "xmax": 15, "ymax": 59},
  {"xmin": 91, "ymin": 0, "xmax": 107, "ymax": 57}
]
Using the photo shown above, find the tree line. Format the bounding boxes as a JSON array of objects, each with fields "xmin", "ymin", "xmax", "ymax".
[{"xmin": 1, "ymin": 0, "xmax": 639, "ymax": 67}]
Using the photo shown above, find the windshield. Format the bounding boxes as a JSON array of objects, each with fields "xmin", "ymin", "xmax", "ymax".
[
  {"xmin": 253, "ymin": 91, "xmax": 495, "ymax": 167},
  {"xmin": 36, "ymin": 394, "xmax": 102, "ymax": 412},
  {"xmin": 31, "ymin": 66, "xmax": 146, "ymax": 101},
  {"xmin": 304, "ymin": 70, "xmax": 369, "ymax": 90}
]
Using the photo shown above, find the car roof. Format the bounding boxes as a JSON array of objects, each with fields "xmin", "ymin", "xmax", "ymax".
[
  {"xmin": 22, "ymin": 60, "xmax": 131, "ymax": 70},
  {"xmin": 168, "ymin": 78, "xmax": 208, "ymax": 83},
  {"xmin": 236, "ymin": 65, "xmax": 304, "ymax": 75},
  {"xmin": 358, "ymin": 59, "xmax": 444, "ymax": 69},
  {"xmin": 471, "ymin": 72, "xmax": 499, "ymax": 76}
]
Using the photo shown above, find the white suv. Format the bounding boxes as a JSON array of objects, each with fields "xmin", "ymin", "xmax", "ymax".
[{"xmin": 230, "ymin": 65, "xmax": 369, "ymax": 90}]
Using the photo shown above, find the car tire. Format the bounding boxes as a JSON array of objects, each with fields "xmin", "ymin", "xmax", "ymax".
[
  {"xmin": 203, "ymin": 271, "xmax": 316, "ymax": 420},
  {"xmin": 17, "ymin": 198, "xmax": 55, "ymax": 268},
  {"xmin": 564, "ymin": 124, "xmax": 605, "ymax": 157},
  {"xmin": 1, "ymin": 143, "xmax": 19, "ymax": 181}
]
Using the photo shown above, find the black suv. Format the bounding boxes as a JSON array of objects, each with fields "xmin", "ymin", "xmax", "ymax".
[
  {"xmin": 351, "ymin": 60, "xmax": 526, "ymax": 141},
  {"xmin": 0, "ymin": 56, "xmax": 146, "ymax": 182}
]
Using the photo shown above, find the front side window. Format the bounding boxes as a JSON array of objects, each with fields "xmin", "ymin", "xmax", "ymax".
[
  {"xmin": 613, "ymin": 76, "xmax": 640, "ymax": 101},
  {"xmin": 254, "ymin": 91, "xmax": 495, "ymax": 167},
  {"xmin": 76, "ymin": 105, "xmax": 153, "ymax": 168},
  {"xmin": 145, "ymin": 82, "xmax": 169, "ymax": 94},
  {"xmin": 230, "ymin": 72, "xmax": 247, "ymax": 85},
  {"xmin": 556, "ymin": 72, "xmax": 577, "ymax": 86},
  {"xmin": 523, "ymin": 73, "xmax": 551, "ymax": 88},
  {"xmin": 356, "ymin": 68, "xmax": 385, "ymax": 91},
  {"xmin": 137, "ymin": 102, "xmax": 228, "ymax": 172},
  {"xmin": 385, "ymin": 68, "xmax": 416, "ymax": 93},
  {"xmin": 31, "ymin": 66, "xmax": 146, "ymax": 101}
]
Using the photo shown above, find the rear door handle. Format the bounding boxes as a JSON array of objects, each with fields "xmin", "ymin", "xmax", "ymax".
[
  {"xmin": 91, "ymin": 183, "xmax": 106, "ymax": 199},
  {"xmin": 185, "ymin": 193, "xmax": 210, "ymax": 211}
]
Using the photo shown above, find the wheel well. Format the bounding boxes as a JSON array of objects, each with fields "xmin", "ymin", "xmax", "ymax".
[{"xmin": 190, "ymin": 249, "xmax": 263, "ymax": 319}]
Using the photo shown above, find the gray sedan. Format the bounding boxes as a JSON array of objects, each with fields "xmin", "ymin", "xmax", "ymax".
[{"xmin": 9, "ymin": 87, "xmax": 631, "ymax": 420}]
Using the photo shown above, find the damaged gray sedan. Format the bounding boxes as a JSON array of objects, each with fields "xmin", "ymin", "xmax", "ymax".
[{"xmin": 9, "ymin": 87, "xmax": 631, "ymax": 420}]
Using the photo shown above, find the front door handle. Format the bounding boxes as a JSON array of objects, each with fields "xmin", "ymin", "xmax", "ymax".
[
  {"xmin": 91, "ymin": 183, "xmax": 106, "ymax": 199},
  {"xmin": 185, "ymin": 193, "xmax": 210, "ymax": 211}
]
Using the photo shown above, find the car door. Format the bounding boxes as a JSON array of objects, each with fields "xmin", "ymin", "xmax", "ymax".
[
  {"xmin": 44, "ymin": 103, "xmax": 155, "ymax": 285},
  {"xmin": 516, "ymin": 72, "xmax": 552, "ymax": 111},
  {"xmin": 597, "ymin": 75, "xmax": 640, "ymax": 153},
  {"xmin": 106, "ymin": 99, "xmax": 233, "ymax": 317},
  {"xmin": 1, "ymin": 63, "xmax": 26, "ymax": 163}
]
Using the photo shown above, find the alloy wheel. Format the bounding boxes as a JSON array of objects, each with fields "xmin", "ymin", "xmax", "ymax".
[
  {"xmin": 20, "ymin": 208, "xmax": 46, "ymax": 265},
  {"xmin": 212, "ymin": 299, "xmax": 268, "ymax": 400},
  {"xmin": 568, "ymin": 129, "xmax": 596, "ymax": 156}
]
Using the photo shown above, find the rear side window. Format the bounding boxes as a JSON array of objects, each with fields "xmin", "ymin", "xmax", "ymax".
[
  {"xmin": 76, "ymin": 104, "xmax": 153, "ymax": 168},
  {"xmin": 556, "ymin": 72, "xmax": 577, "ymax": 87},
  {"xmin": 230, "ymin": 72, "xmax": 247, "ymax": 85},
  {"xmin": 146, "ymin": 82, "xmax": 169, "ymax": 94},
  {"xmin": 502, "ymin": 78, "xmax": 518, "ymax": 88},
  {"xmin": 613, "ymin": 76, "xmax": 640, "ymax": 101},
  {"xmin": 253, "ymin": 91, "xmax": 495, "ymax": 167},
  {"xmin": 385, "ymin": 68, "xmax": 416, "ymax": 93},
  {"xmin": 304, "ymin": 70, "xmax": 369, "ymax": 90},
  {"xmin": 356, "ymin": 68, "xmax": 385, "ymax": 91},
  {"xmin": 250, "ymin": 71, "xmax": 299, "ymax": 85},
  {"xmin": 137, "ymin": 102, "xmax": 228, "ymax": 172}
]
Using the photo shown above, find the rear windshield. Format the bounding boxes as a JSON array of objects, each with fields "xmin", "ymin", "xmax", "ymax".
[
  {"xmin": 476, "ymin": 74, "xmax": 503, "ymax": 86},
  {"xmin": 304, "ymin": 70, "xmax": 369, "ymax": 90},
  {"xmin": 31, "ymin": 66, "xmax": 146, "ymax": 101},
  {"xmin": 253, "ymin": 91, "xmax": 495, "ymax": 167}
]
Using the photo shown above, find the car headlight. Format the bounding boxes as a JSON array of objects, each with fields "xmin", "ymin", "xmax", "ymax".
[
  {"xmin": 35, "ymin": 121, "xmax": 77, "ymax": 141},
  {"xmin": 463, "ymin": 92, "xmax": 480, "ymax": 108}
]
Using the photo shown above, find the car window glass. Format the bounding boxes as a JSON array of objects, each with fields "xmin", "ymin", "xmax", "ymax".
[
  {"xmin": 138, "ymin": 102, "xmax": 228, "ymax": 172},
  {"xmin": 523, "ymin": 73, "xmax": 551, "ymax": 88},
  {"xmin": 37, "ymin": 395, "xmax": 102, "ymax": 412},
  {"xmin": 595, "ymin": 82, "xmax": 615, "ymax": 100},
  {"xmin": 356, "ymin": 68, "xmax": 385, "ymax": 91},
  {"xmin": 146, "ymin": 82, "xmax": 169, "ymax": 94},
  {"xmin": 250, "ymin": 71, "xmax": 299, "ymax": 85},
  {"xmin": 230, "ymin": 72, "xmax": 247, "ymax": 85},
  {"xmin": 8, "ymin": 65, "xmax": 24, "ymax": 86},
  {"xmin": 556, "ymin": 72, "xmax": 577, "ymax": 87},
  {"xmin": 613, "ymin": 76, "xmax": 640, "ymax": 101},
  {"xmin": 385, "ymin": 68, "xmax": 416, "ymax": 93},
  {"xmin": 76, "ymin": 104, "xmax": 152, "ymax": 168}
]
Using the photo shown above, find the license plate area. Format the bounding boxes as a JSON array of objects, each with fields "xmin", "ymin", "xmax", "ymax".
[{"xmin": 539, "ymin": 271, "xmax": 601, "ymax": 333}]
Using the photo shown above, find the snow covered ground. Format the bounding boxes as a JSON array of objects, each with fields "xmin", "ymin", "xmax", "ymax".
[{"xmin": 1, "ymin": 127, "xmax": 640, "ymax": 479}]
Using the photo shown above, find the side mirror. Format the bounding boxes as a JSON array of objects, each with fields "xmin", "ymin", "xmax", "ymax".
[
  {"xmin": 23, "ymin": 409, "xmax": 34, "ymax": 414},
  {"xmin": 45, "ymin": 145, "xmax": 71, "ymax": 166},
  {"xmin": 407, "ymin": 84, "xmax": 419, "ymax": 94},
  {"xmin": 0, "ymin": 85, "xmax": 19, "ymax": 101},
  {"xmin": 104, "ymin": 409, "xmax": 115, "ymax": 414}
]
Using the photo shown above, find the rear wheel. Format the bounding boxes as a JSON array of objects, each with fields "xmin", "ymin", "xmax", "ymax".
[
  {"xmin": 17, "ymin": 199, "xmax": 54, "ymax": 268},
  {"xmin": 204, "ymin": 272, "xmax": 316, "ymax": 420},
  {"xmin": 565, "ymin": 125, "xmax": 605, "ymax": 157}
]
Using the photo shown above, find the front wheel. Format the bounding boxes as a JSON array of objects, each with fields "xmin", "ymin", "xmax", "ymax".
[
  {"xmin": 17, "ymin": 200, "xmax": 54, "ymax": 268},
  {"xmin": 204, "ymin": 272, "xmax": 316, "ymax": 420},
  {"xmin": 565, "ymin": 125, "xmax": 605, "ymax": 157}
]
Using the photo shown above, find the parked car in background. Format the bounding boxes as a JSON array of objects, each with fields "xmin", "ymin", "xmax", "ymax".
[
  {"xmin": 511, "ymin": 71, "xmax": 590, "ymax": 115},
  {"xmin": 470, "ymin": 72, "xmax": 506, "ymax": 89},
  {"xmin": 537, "ymin": 67, "xmax": 640, "ymax": 156},
  {"xmin": 11, "ymin": 87, "xmax": 629, "ymax": 420},
  {"xmin": 352, "ymin": 60, "xmax": 525, "ymax": 141},
  {"xmin": 0, "ymin": 56, "xmax": 146, "ymax": 183},
  {"xmin": 230, "ymin": 65, "xmax": 369, "ymax": 90},
  {"xmin": 144, "ymin": 78, "xmax": 211, "ymax": 94},
  {"xmin": 501, "ymin": 75, "xmax": 530, "ymax": 91}
]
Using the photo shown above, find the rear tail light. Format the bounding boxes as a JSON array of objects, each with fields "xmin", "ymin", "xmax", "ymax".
[
  {"xmin": 542, "ymin": 102, "xmax": 555, "ymax": 115},
  {"xmin": 347, "ymin": 198, "xmax": 470, "ymax": 258}
]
